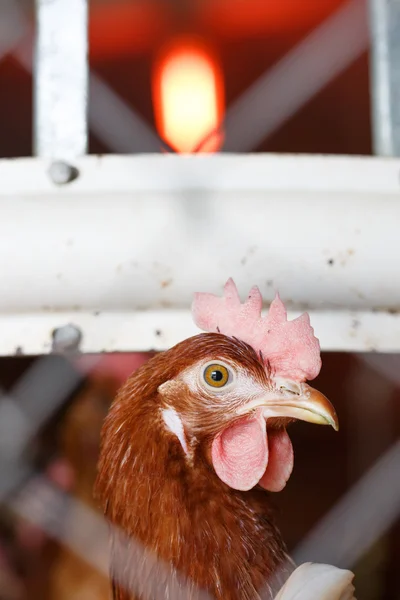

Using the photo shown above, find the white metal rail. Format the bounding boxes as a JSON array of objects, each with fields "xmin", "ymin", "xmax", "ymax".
[
  {"xmin": 1, "ymin": 153, "xmax": 400, "ymax": 355},
  {"xmin": 35, "ymin": 0, "xmax": 88, "ymax": 159},
  {"xmin": 0, "ymin": 0, "xmax": 398, "ymax": 355}
]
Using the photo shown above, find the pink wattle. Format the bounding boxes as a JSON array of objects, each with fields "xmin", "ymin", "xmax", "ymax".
[
  {"xmin": 211, "ymin": 413, "xmax": 294, "ymax": 492},
  {"xmin": 211, "ymin": 413, "xmax": 268, "ymax": 491},
  {"xmin": 258, "ymin": 429, "xmax": 294, "ymax": 492}
]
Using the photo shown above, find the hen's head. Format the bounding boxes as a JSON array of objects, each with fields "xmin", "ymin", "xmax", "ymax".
[
  {"xmin": 154, "ymin": 279, "xmax": 336, "ymax": 493},
  {"xmin": 98, "ymin": 279, "xmax": 337, "ymax": 502},
  {"xmin": 96, "ymin": 280, "xmax": 339, "ymax": 597}
]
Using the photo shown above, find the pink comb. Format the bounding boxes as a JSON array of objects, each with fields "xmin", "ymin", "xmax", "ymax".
[{"xmin": 192, "ymin": 278, "xmax": 321, "ymax": 382}]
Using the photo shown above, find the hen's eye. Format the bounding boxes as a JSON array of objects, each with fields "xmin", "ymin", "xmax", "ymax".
[{"xmin": 203, "ymin": 364, "xmax": 230, "ymax": 388}]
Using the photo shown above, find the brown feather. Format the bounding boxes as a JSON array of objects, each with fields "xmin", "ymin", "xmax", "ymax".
[{"xmin": 95, "ymin": 334, "xmax": 294, "ymax": 600}]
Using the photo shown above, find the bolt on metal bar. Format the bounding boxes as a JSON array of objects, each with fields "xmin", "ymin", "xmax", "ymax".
[
  {"xmin": 369, "ymin": 0, "xmax": 400, "ymax": 156},
  {"xmin": 34, "ymin": 0, "xmax": 88, "ymax": 159}
]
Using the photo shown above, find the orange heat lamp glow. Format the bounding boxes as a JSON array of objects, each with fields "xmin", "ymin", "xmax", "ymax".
[{"xmin": 153, "ymin": 38, "xmax": 224, "ymax": 153}]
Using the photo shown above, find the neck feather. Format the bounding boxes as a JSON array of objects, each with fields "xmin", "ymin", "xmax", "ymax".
[{"xmin": 95, "ymin": 380, "xmax": 292, "ymax": 600}]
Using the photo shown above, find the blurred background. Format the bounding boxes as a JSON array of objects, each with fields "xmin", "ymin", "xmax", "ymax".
[
  {"xmin": 2, "ymin": 0, "xmax": 371, "ymax": 157},
  {"xmin": 0, "ymin": 0, "xmax": 399, "ymax": 599}
]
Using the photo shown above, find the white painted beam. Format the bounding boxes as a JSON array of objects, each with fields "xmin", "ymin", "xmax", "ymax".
[
  {"xmin": 1, "ymin": 310, "xmax": 400, "ymax": 357},
  {"xmin": 0, "ymin": 153, "xmax": 399, "ymax": 355}
]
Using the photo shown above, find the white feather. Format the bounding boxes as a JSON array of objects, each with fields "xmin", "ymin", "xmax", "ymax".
[
  {"xmin": 161, "ymin": 407, "xmax": 189, "ymax": 455},
  {"xmin": 274, "ymin": 563, "xmax": 356, "ymax": 600}
]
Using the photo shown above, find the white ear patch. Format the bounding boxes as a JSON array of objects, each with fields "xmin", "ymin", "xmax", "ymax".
[{"xmin": 161, "ymin": 407, "xmax": 188, "ymax": 455}]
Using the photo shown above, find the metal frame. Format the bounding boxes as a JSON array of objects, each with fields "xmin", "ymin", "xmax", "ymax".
[
  {"xmin": 1, "ymin": 153, "xmax": 400, "ymax": 355},
  {"xmin": 34, "ymin": 0, "xmax": 88, "ymax": 159},
  {"xmin": 0, "ymin": 0, "xmax": 392, "ymax": 355},
  {"xmin": 369, "ymin": 0, "xmax": 400, "ymax": 156}
]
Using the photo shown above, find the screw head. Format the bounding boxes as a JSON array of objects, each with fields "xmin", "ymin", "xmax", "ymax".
[
  {"xmin": 48, "ymin": 161, "xmax": 79, "ymax": 185},
  {"xmin": 52, "ymin": 324, "xmax": 82, "ymax": 353}
]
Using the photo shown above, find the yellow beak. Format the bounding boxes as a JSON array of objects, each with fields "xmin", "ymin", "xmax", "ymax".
[{"xmin": 238, "ymin": 380, "xmax": 339, "ymax": 431}]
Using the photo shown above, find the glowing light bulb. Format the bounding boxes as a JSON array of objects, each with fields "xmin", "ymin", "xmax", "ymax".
[{"xmin": 152, "ymin": 38, "xmax": 224, "ymax": 153}]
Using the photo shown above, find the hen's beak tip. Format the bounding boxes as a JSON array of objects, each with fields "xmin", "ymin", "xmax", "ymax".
[
  {"xmin": 305, "ymin": 385, "xmax": 339, "ymax": 432},
  {"xmin": 325, "ymin": 412, "xmax": 339, "ymax": 432},
  {"xmin": 331, "ymin": 412, "xmax": 339, "ymax": 432},
  {"xmin": 331, "ymin": 418, "xmax": 339, "ymax": 432}
]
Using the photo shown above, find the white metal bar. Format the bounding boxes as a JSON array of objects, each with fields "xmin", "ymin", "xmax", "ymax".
[
  {"xmin": 0, "ymin": 310, "xmax": 400, "ymax": 357},
  {"xmin": 1, "ymin": 153, "xmax": 400, "ymax": 196},
  {"xmin": 0, "ymin": 153, "xmax": 399, "ymax": 355},
  {"xmin": 369, "ymin": 0, "xmax": 400, "ymax": 156},
  {"xmin": 34, "ymin": 0, "xmax": 88, "ymax": 159}
]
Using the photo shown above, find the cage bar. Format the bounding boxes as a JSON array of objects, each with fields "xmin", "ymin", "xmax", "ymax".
[
  {"xmin": 34, "ymin": 0, "xmax": 88, "ymax": 159},
  {"xmin": 369, "ymin": 0, "xmax": 400, "ymax": 156}
]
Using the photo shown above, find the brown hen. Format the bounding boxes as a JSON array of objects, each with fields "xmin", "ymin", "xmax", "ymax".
[{"xmin": 95, "ymin": 280, "xmax": 353, "ymax": 600}]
